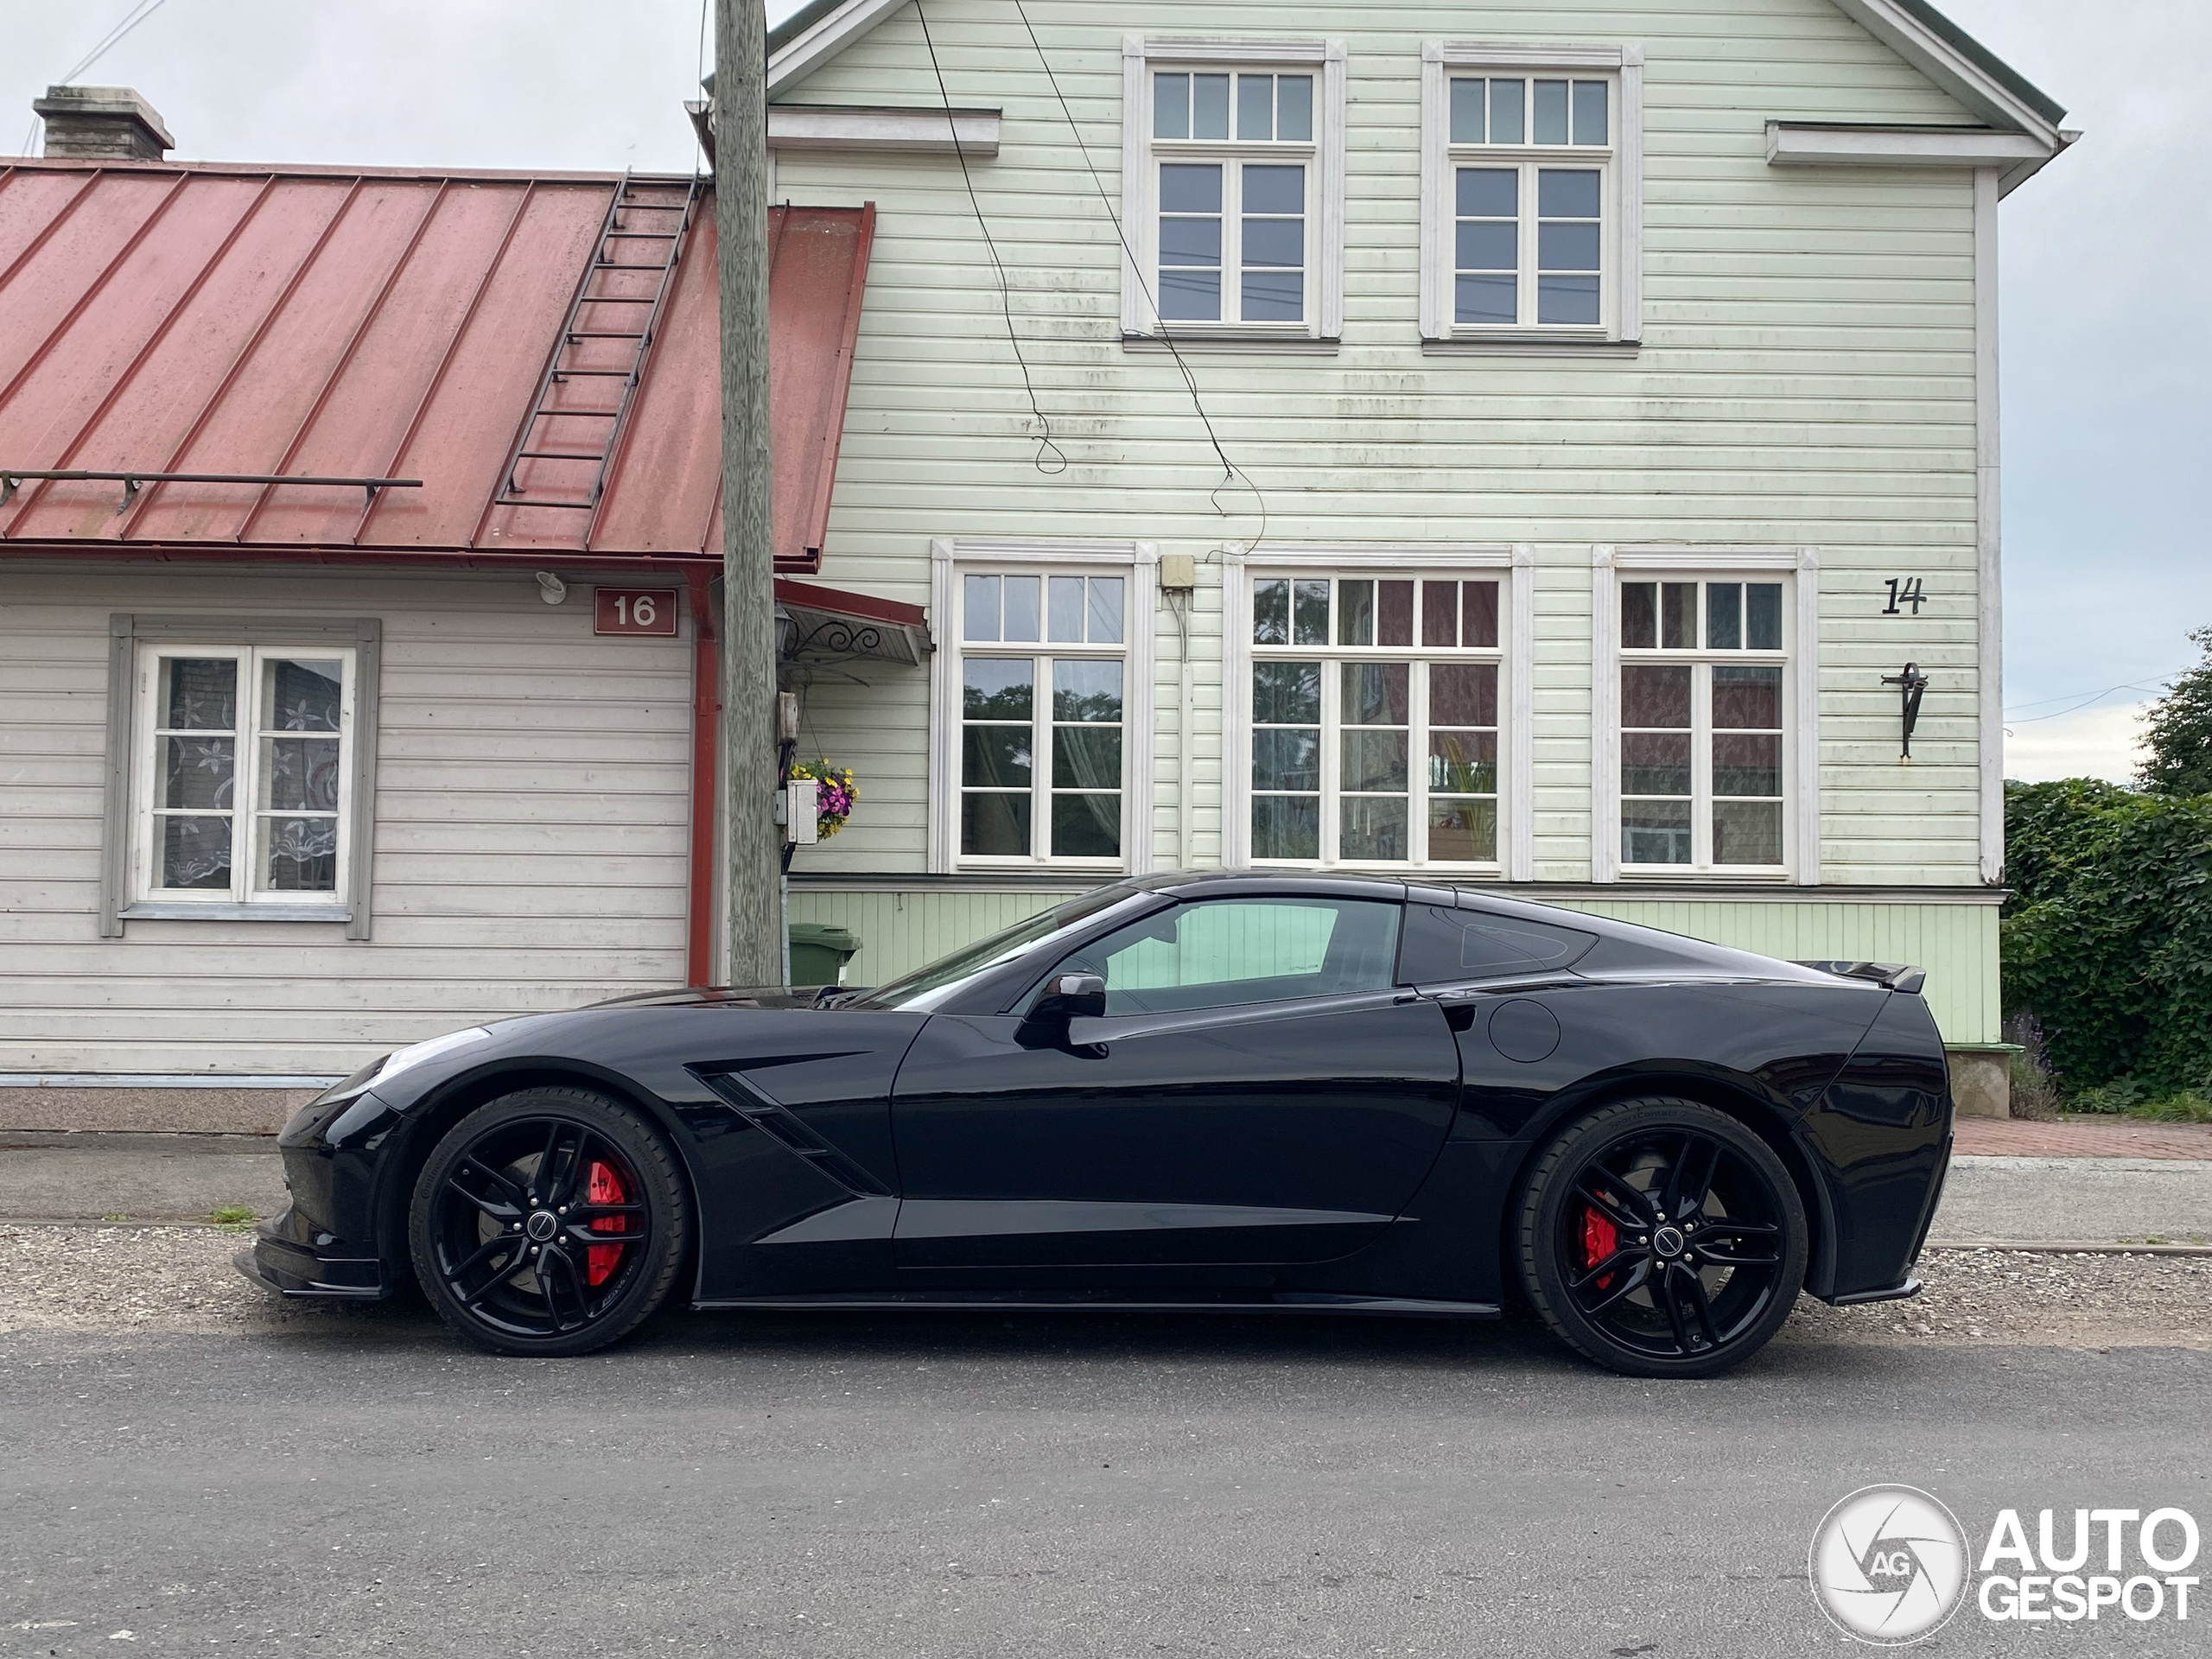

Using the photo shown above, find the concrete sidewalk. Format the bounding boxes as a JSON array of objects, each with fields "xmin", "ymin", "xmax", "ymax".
[
  {"xmin": 0, "ymin": 1133, "xmax": 287, "ymax": 1224},
  {"xmin": 1935, "ymin": 1155, "xmax": 2212, "ymax": 1247},
  {"xmin": 4, "ymin": 1128, "xmax": 2210, "ymax": 1248}
]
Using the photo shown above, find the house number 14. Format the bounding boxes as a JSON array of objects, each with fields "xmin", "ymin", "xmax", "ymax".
[{"xmin": 1882, "ymin": 578, "xmax": 1928, "ymax": 615}]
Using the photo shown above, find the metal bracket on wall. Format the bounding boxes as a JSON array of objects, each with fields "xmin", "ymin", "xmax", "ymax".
[{"xmin": 1881, "ymin": 663, "xmax": 1930, "ymax": 760}]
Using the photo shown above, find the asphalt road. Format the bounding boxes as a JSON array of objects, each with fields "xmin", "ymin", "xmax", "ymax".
[{"xmin": 4, "ymin": 1290, "xmax": 2208, "ymax": 1657}]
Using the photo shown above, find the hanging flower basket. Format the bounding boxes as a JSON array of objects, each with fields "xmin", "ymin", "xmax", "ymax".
[{"xmin": 790, "ymin": 760, "xmax": 858, "ymax": 837}]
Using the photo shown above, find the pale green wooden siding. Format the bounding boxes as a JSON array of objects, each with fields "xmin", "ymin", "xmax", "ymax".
[
  {"xmin": 775, "ymin": 0, "xmax": 1990, "ymax": 889},
  {"xmin": 1546, "ymin": 897, "xmax": 1999, "ymax": 1041},
  {"xmin": 787, "ymin": 888, "xmax": 1089, "ymax": 984},
  {"xmin": 793, "ymin": 886, "xmax": 1998, "ymax": 1043}
]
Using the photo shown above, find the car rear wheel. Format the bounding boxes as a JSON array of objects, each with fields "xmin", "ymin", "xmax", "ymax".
[
  {"xmin": 409, "ymin": 1088, "xmax": 688, "ymax": 1357},
  {"xmin": 1516, "ymin": 1097, "xmax": 1808, "ymax": 1378}
]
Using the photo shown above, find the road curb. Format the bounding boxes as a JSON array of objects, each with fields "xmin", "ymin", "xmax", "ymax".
[{"xmin": 1926, "ymin": 1239, "xmax": 2212, "ymax": 1257}]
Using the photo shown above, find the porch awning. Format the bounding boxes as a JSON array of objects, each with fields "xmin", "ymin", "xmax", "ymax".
[{"xmin": 774, "ymin": 576, "xmax": 931, "ymax": 666}]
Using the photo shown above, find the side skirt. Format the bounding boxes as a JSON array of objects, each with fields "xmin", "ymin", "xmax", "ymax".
[
  {"xmin": 1821, "ymin": 1276, "xmax": 1923, "ymax": 1307},
  {"xmin": 692, "ymin": 1290, "xmax": 1501, "ymax": 1319}
]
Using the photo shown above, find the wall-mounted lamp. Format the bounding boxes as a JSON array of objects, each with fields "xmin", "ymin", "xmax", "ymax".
[
  {"xmin": 534, "ymin": 570, "xmax": 568, "ymax": 606},
  {"xmin": 1881, "ymin": 662, "xmax": 1929, "ymax": 760}
]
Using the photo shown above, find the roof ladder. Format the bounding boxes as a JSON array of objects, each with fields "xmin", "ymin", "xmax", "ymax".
[{"xmin": 494, "ymin": 170, "xmax": 705, "ymax": 511}]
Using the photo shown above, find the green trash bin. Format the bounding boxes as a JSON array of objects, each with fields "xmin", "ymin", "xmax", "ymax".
[{"xmin": 788, "ymin": 922, "xmax": 861, "ymax": 988}]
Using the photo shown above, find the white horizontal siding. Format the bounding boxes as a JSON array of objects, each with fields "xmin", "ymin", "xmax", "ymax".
[
  {"xmin": 774, "ymin": 0, "xmax": 1992, "ymax": 891},
  {"xmin": 0, "ymin": 564, "xmax": 698, "ymax": 1073}
]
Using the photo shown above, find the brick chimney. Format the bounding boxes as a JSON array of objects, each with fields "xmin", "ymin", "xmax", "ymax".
[{"xmin": 33, "ymin": 86, "xmax": 174, "ymax": 160}]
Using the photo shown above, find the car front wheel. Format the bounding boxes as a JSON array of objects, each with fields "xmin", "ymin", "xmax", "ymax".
[
  {"xmin": 409, "ymin": 1088, "xmax": 689, "ymax": 1357},
  {"xmin": 1516, "ymin": 1097, "xmax": 1808, "ymax": 1378}
]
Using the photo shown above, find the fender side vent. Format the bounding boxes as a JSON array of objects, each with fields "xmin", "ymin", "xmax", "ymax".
[{"xmin": 688, "ymin": 1067, "xmax": 893, "ymax": 1197}]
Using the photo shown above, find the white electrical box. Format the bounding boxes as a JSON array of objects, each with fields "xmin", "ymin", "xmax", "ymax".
[{"xmin": 786, "ymin": 779, "xmax": 821, "ymax": 845}]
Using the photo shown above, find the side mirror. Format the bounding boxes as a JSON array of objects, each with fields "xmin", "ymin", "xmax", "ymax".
[
  {"xmin": 1038, "ymin": 972, "xmax": 1107, "ymax": 1020},
  {"xmin": 1016, "ymin": 972, "xmax": 1107, "ymax": 1047}
]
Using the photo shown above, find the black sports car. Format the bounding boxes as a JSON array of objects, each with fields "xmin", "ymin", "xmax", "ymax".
[{"xmin": 242, "ymin": 872, "xmax": 1948, "ymax": 1376}]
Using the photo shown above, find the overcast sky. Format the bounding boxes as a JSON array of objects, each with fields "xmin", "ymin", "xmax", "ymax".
[{"xmin": 3, "ymin": 0, "xmax": 2202, "ymax": 784}]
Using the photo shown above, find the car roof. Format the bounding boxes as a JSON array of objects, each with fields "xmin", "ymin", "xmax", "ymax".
[
  {"xmin": 1123, "ymin": 869, "xmax": 1847, "ymax": 987},
  {"xmin": 1136, "ymin": 868, "xmax": 1408, "ymax": 901}
]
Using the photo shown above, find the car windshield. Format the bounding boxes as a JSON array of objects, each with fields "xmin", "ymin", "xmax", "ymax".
[{"xmin": 849, "ymin": 885, "xmax": 1147, "ymax": 1012}]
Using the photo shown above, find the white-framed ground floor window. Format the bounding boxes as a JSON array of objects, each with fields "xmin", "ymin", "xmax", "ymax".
[
  {"xmin": 1592, "ymin": 548, "xmax": 1820, "ymax": 883},
  {"xmin": 928, "ymin": 540, "xmax": 1159, "ymax": 874},
  {"xmin": 1223, "ymin": 546, "xmax": 1534, "ymax": 877},
  {"xmin": 101, "ymin": 614, "xmax": 384, "ymax": 936}
]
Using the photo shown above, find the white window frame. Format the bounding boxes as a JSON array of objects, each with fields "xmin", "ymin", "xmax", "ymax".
[
  {"xmin": 1592, "ymin": 548, "xmax": 1820, "ymax": 885},
  {"xmin": 129, "ymin": 641, "xmax": 359, "ymax": 917},
  {"xmin": 1221, "ymin": 544, "xmax": 1535, "ymax": 879},
  {"xmin": 101, "ymin": 613, "xmax": 382, "ymax": 936},
  {"xmin": 1421, "ymin": 42, "xmax": 1643, "ymax": 346},
  {"xmin": 1122, "ymin": 35, "xmax": 1348, "ymax": 345},
  {"xmin": 929, "ymin": 538, "xmax": 1160, "ymax": 875}
]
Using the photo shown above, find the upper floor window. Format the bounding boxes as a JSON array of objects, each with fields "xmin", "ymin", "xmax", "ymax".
[
  {"xmin": 1421, "ymin": 46, "xmax": 1644, "ymax": 346},
  {"xmin": 1122, "ymin": 39, "xmax": 1346, "ymax": 345}
]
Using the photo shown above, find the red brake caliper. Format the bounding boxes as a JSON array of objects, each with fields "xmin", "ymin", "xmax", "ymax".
[
  {"xmin": 1582, "ymin": 1204, "xmax": 1618, "ymax": 1290},
  {"xmin": 585, "ymin": 1160, "xmax": 626, "ymax": 1287}
]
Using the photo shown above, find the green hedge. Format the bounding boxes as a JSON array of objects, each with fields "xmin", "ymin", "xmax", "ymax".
[{"xmin": 2003, "ymin": 779, "xmax": 2212, "ymax": 1095}]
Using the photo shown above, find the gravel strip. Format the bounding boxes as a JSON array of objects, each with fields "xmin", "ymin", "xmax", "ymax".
[
  {"xmin": 0, "ymin": 1224, "xmax": 373, "ymax": 1338},
  {"xmin": 1780, "ymin": 1247, "xmax": 2212, "ymax": 1350},
  {"xmin": 3, "ymin": 1224, "xmax": 2208, "ymax": 1351}
]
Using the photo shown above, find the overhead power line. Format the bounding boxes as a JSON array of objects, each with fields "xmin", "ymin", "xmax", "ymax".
[
  {"xmin": 1007, "ymin": 0, "xmax": 1268, "ymax": 544},
  {"xmin": 913, "ymin": 0, "xmax": 1066, "ymax": 474},
  {"xmin": 2004, "ymin": 675, "xmax": 2183, "ymax": 724}
]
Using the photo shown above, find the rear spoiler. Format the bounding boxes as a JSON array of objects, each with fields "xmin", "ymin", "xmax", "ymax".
[{"xmin": 1796, "ymin": 960, "xmax": 1927, "ymax": 995}]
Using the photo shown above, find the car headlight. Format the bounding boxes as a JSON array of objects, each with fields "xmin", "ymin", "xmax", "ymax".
[
  {"xmin": 374, "ymin": 1025, "xmax": 495, "ymax": 1086},
  {"xmin": 305, "ymin": 1027, "xmax": 495, "ymax": 1112}
]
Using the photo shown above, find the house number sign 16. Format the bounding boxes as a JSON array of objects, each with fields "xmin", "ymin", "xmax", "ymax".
[{"xmin": 594, "ymin": 588, "xmax": 679, "ymax": 636}]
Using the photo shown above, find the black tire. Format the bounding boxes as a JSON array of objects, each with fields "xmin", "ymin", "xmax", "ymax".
[
  {"xmin": 1516, "ymin": 1096, "xmax": 1808, "ymax": 1379},
  {"xmin": 409, "ymin": 1087, "xmax": 689, "ymax": 1357}
]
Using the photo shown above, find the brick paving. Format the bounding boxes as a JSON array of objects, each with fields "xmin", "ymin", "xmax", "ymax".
[{"xmin": 1955, "ymin": 1115, "xmax": 2212, "ymax": 1160}]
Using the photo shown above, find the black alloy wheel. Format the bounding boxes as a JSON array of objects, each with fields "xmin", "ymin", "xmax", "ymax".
[
  {"xmin": 1516, "ymin": 1097, "xmax": 1808, "ymax": 1378},
  {"xmin": 409, "ymin": 1088, "xmax": 689, "ymax": 1357}
]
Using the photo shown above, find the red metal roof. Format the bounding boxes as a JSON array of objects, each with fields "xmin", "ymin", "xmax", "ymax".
[{"xmin": 0, "ymin": 159, "xmax": 873, "ymax": 572}]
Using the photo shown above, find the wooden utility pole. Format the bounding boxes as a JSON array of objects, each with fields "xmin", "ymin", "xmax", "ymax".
[{"xmin": 714, "ymin": 0, "xmax": 783, "ymax": 987}]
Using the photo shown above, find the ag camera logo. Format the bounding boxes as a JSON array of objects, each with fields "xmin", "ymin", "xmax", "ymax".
[{"xmin": 1809, "ymin": 1485, "xmax": 1971, "ymax": 1645}]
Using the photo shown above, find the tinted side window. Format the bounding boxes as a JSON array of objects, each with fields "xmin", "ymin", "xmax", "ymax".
[
  {"xmin": 1396, "ymin": 905, "xmax": 1596, "ymax": 985},
  {"xmin": 1051, "ymin": 897, "xmax": 1402, "ymax": 1015}
]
